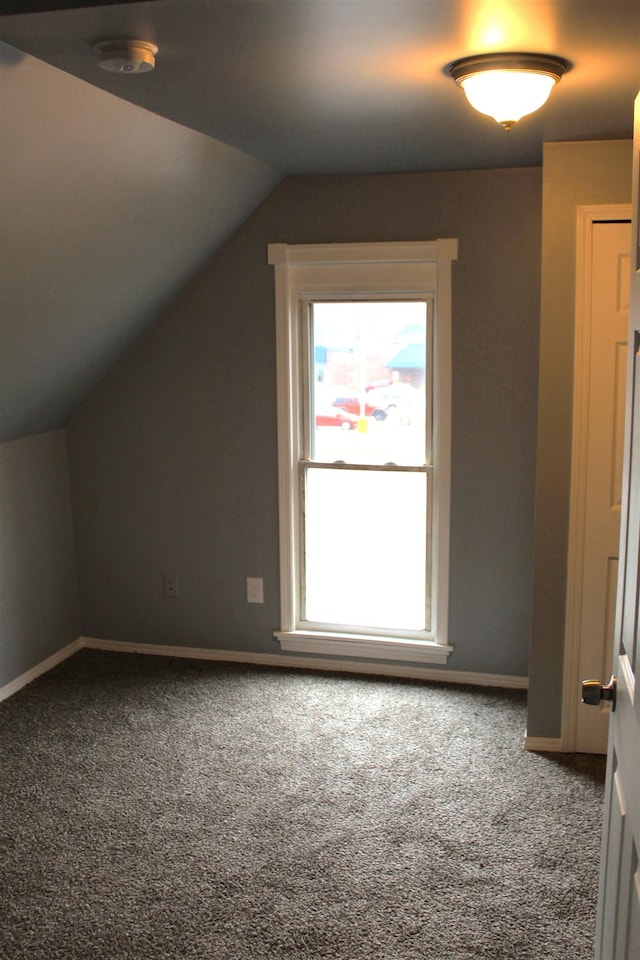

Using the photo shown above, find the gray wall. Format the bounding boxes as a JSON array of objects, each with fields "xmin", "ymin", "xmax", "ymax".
[
  {"xmin": 68, "ymin": 167, "xmax": 541, "ymax": 679},
  {"xmin": 527, "ymin": 140, "xmax": 633, "ymax": 739},
  {"xmin": 0, "ymin": 430, "xmax": 80, "ymax": 688}
]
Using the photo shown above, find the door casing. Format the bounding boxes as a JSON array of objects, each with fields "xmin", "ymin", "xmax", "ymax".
[{"xmin": 561, "ymin": 204, "xmax": 632, "ymax": 752}]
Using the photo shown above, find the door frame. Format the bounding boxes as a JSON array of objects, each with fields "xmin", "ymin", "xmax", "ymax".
[{"xmin": 561, "ymin": 203, "xmax": 632, "ymax": 751}]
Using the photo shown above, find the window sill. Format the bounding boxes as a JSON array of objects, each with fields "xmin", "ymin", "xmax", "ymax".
[{"xmin": 274, "ymin": 630, "xmax": 452, "ymax": 664}]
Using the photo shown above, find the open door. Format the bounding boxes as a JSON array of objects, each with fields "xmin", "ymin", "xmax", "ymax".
[
  {"xmin": 591, "ymin": 92, "xmax": 640, "ymax": 959},
  {"xmin": 572, "ymin": 214, "xmax": 631, "ymax": 754}
]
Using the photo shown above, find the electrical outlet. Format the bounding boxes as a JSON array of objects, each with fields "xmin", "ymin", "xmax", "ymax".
[
  {"xmin": 164, "ymin": 573, "xmax": 179, "ymax": 598},
  {"xmin": 246, "ymin": 577, "xmax": 264, "ymax": 604}
]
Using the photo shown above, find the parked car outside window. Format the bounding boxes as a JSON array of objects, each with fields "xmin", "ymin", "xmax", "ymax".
[
  {"xmin": 315, "ymin": 407, "xmax": 359, "ymax": 430},
  {"xmin": 332, "ymin": 383, "xmax": 421, "ymax": 423},
  {"xmin": 332, "ymin": 395, "xmax": 387, "ymax": 420}
]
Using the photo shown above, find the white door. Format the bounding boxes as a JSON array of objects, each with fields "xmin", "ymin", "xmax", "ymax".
[
  {"xmin": 593, "ymin": 92, "xmax": 640, "ymax": 960},
  {"xmin": 576, "ymin": 219, "xmax": 631, "ymax": 753}
]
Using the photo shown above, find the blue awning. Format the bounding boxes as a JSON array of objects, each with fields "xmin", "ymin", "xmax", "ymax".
[{"xmin": 386, "ymin": 343, "xmax": 425, "ymax": 369}]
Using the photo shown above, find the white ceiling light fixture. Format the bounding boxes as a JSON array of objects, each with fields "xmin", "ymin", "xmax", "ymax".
[
  {"xmin": 96, "ymin": 40, "xmax": 158, "ymax": 74},
  {"xmin": 448, "ymin": 52, "xmax": 570, "ymax": 130}
]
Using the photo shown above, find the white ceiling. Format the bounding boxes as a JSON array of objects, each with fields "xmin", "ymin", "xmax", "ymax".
[{"xmin": 1, "ymin": 0, "xmax": 638, "ymax": 174}]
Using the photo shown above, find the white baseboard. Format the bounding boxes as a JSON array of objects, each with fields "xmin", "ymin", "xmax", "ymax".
[
  {"xmin": 1, "ymin": 636, "xmax": 528, "ymax": 706},
  {"xmin": 523, "ymin": 736, "xmax": 566, "ymax": 752},
  {"xmin": 0, "ymin": 638, "xmax": 83, "ymax": 704},
  {"xmin": 82, "ymin": 637, "xmax": 527, "ymax": 688}
]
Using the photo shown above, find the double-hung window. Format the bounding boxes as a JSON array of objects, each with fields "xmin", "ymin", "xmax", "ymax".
[{"xmin": 268, "ymin": 240, "xmax": 457, "ymax": 664}]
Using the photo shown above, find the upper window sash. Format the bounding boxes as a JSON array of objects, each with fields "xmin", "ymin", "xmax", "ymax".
[{"xmin": 301, "ymin": 294, "xmax": 433, "ymax": 468}]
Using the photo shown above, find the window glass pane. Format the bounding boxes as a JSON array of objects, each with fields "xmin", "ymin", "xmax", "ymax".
[
  {"xmin": 310, "ymin": 301, "xmax": 427, "ymax": 466},
  {"xmin": 303, "ymin": 468, "xmax": 427, "ymax": 631}
]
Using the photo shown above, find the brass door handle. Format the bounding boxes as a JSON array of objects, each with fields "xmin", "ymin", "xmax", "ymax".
[{"xmin": 581, "ymin": 676, "xmax": 617, "ymax": 711}]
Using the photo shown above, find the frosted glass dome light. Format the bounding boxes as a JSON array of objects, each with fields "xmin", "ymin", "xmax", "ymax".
[{"xmin": 448, "ymin": 53, "xmax": 570, "ymax": 130}]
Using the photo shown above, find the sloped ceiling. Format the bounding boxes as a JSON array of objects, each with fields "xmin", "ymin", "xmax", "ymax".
[
  {"xmin": 0, "ymin": 41, "xmax": 280, "ymax": 442},
  {"xmin": 0, "ymin": 0, "xmax": 638, "ymax": 443}
]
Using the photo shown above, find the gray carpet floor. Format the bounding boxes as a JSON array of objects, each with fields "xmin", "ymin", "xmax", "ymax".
[{"xmin": 0, "ymin": 650, "xmax": 606, "ymax": 960}]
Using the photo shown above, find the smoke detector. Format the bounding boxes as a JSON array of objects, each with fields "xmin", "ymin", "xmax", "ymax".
[{"xmin": 96, "ymin": 40, "xmax": 158, "ymax": 74}]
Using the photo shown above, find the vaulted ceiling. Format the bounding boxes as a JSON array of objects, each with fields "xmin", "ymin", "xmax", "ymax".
[{"xmin": 1, "ymin": 0, "xmax": 638, "ymax": 443}]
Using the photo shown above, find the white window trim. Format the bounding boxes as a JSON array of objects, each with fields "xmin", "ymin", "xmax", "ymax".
[{"xmin": 268, "ymin": 239, "xmax": 457, "ymax": 664}]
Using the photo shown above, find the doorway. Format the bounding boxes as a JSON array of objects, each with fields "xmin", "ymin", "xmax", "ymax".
[{"xmin": 563, "ymin": 206, "xmax": 631, "ymax": 753}]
